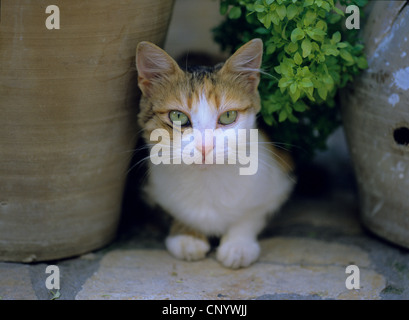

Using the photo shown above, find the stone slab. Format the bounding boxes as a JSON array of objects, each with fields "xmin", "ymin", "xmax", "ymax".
[
  {"xmin": 76, "ymin": 237, "xmax": 386, "ymax": 300},
  {"xmin": 0, "ymin": 263, "xmax": 37, "ymax": 300}
]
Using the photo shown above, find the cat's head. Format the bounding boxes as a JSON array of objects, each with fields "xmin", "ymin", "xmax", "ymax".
[{"xmin": 135, "ymin": 39, "xmax": 263, "ymax": 166}]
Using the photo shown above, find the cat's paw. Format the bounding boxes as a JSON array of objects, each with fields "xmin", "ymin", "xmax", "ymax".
[
  {"xmin": 165, "ymin": 235, "xmax": 210, "ymax": 262},
  {"xmin": 216, "ymin": 239, "xmax": 260, "ymax": 269}
]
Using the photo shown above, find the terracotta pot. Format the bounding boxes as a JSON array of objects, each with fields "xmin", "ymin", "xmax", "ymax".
[
  {"xmin": 0, "ymin": 0, "xmax": 174, "ymax": 262},
  {"xmin": 341, "ymin": 1, "xmax": 409, "ymax": 248}
]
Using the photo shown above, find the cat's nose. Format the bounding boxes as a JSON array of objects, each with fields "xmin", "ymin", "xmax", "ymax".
[{"xmin": 196, "ymin": 142, "xmax": 213, "ymax": 163}]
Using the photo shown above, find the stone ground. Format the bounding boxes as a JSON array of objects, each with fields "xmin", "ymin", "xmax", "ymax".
[{"xmin": 1, "ymin": 181, "xmax": 409, "ymax": 300}]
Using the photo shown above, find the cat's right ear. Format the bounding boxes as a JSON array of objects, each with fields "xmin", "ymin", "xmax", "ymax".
[
  {"xmin": 135, "ymin": 42, "xmax": 181, "ymax": 97},
  {"xmin": 220, "ymin": 38, "xmax": 263, "ymax": 93}
]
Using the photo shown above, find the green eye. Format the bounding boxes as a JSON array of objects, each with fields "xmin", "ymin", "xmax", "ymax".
[
  {"xmin": 219, "ymin": 110, "xmax": 238, "ymax": 125},
  {"xmin": 169, "ymin": 110, "xmax": 190, "ymax": 126}
]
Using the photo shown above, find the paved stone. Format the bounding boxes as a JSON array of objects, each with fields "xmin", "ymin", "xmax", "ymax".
[
  {"xmin": 76, "ymin": 237, "xmax": 386, "ymax": 300},
  {"xmin": 0, "ymin": 263, "xmax": 37, "ymax": 300},
  {"xmin": 273, "ymin": 193, "xmax": 362, "ymax": 235}
]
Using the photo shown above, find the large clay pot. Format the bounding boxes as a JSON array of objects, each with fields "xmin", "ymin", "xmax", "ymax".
[
  {"xmin": 341, "ymin": 1, "xmax": 409, "ymax": 248},
  {"xmin": 0, "ymin": 0, "xmax": 174, "ymax": 262}
]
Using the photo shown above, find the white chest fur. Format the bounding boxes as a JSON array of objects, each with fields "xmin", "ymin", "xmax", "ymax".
[{"xmin": 145, "ymin": 139, "xmax": 294, "ymax": 236}]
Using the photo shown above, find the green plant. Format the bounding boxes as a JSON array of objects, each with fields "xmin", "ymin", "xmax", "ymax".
[{"xmin": 213, "ymin": 0, "xmax": 368, "ymax": 161}]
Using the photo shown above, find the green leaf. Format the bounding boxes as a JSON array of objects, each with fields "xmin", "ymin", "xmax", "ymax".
[
  {"xmin": 301, "ymin": 38, "xmax": 312, "ymax": 57},
  {"xmin": 291, "ymin": 28, "xmax": 305, "ymax": 42},
  {"xmin": 278, "ymin": 77, "xmax": 292, "ymax": 88},
  {"xmin": 328, "ymin": 13, "xmax": 342, "ymax": 24},
  {"xmin": 270, "ymin": 12, "xmax": 280, "ymax": 26},
  {"xmin": 316, "ymin": 20, "xmax": 327, "ymax": 31},
  {"xmin": 276, "ymin": 4, "xmax": 287, "ymax": 20},
  {"xmin": 294, "ymin": 52, "xmax": 303, "ymax": 65},
  {"xmin": 300, "ymin": 66, "xmax": 312, "ymax": 77},
  {"xmin": 262, "ymin": 113, "xmax": 274, "ymax": 126},
  {"xmin": 288, "ymin": 113, "xmax": 299, "ymax": 123},
  {"xmin": 322, "ymin": 44, "xmax": 339, "ymax": 56},
  {"xmin": 220, "ymin": 1, "xmax": 229, "ymax": 15},
  {"xmin": 285, "ymin": 103, "xmax": 292, "ymax": 114},
  {"xmin": 312, "ymin": 28, "xmax": 326, "ymax": 36},
  {"xmin": 307, "ymin": 28, "xmax": 326, "ymax": 42},
  {"xmin": 290, "ymin": 82, "xmax": 298, "ymax": 94},
  {"xmin": 287, "ymin": 4, "xmax": 298, "ymax": 20},
  {"xmin": 258, "ymin": 13, "xmax": 271, "ymax": 29},
  {"xmin": 318, "ymin": 86, "xmax": 327, "ymax": 100},
  {"xmin": 305, "ymin": 86, "xmax": 314, "ymax": 99},
  {"xmin": 255, "ymin": 27, "xmax": 270, "ymax": 35},
  {"xmin": 357, "ymin": 56, "xmax": 368, "ymax": 69},
  {"xmin": 323, "ymin": 75, "xmax": 334, "ymax": 85},
  {"xmin": 266, "ymin": 43, "xmax": 277, "ymax": 55},
  {"xmin": 303, "ymin": 10, "xmax": 316, "ymax": 26},
  {"xmin": 281, "ymin": 23, "xmax": 288, "ymax": 39},
  {"xmin": 279, "ymin": 110, "xmax": 288, "ymax": 122},
  {"xmin": 254, "ymin": 4, "xmax": 265, "ymax": 13},
  {"xmin": 340, "ymin": 49, "xmax": 354, "ymax": 62},
  {"xmin": 332, "ymin": 31, "xmax": 341, "ymax": 43},
  {"xmin": 293, "ymin": 101, "xmax": 307, "ymax": 112},
  {"xmin": 355, "ymin": 44, "xmax": 364, "ymax": 51},
  {"xmin": 289, "ymin": 87, "xmax": 301, "ymax": 102},
  {"xmin": 317, "ymin": 53, "xmax": 326, "ymax": 63},
  {"xmin": 303, "ymin": 0, "xmax": 314, "ymax": 7},
  {"xmin": 269, "ymin": 103, "xmax": 282, "ymax": 113},
  {"xmin": 321, "ymin": 1, "xmax": 331, "ymax": 11},
  {"xmin": 228, "ymin": 6, "xmax": 242, "ymax": 19},
  {"xmin": 49, "ymin": 290, "xmax": 61, "ymax": 300},
  {"xmin": 280, "ymin": 58, "xmax": 295, "ymax": 77},
  {"xmin": 355, "ymin": 0, "xmax": 368, "ymax": 6},
  {"xmin": 300, "ymin": 78, "xmax": 313, "ymax": 87},
  {"xmin": 333, "ymin": 6, "xmax": 345, "ymax": 16},
  {"xmin": 286, "ymin": 42, "xmax": 298, "ymax": 53}
]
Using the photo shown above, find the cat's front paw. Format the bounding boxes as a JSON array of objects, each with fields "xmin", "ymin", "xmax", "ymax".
[
  {"xmin": 216, "ymin": 239, "xmax": 260, "ymax": 269},
  {"xmin": 165, "ymin": 235, "xmax": 210, "ymax": 262}
]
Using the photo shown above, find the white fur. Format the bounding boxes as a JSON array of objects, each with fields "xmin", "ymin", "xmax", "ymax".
[
  {"xmin": 191, "ymin": 92, "xmax": 217, "ymax": 131},
  {"xmin": 146, "ymin": 132, "xmax": 293, "ymax": 236},
  {"xmin": 165, "ymin": 235, "xmax": 210, "ymax": 261}
]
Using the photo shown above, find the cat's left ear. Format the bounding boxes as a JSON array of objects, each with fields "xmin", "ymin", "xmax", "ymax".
[{"xmin": 220, "ymin": 38, "xmax": 263, "ymax": 92}]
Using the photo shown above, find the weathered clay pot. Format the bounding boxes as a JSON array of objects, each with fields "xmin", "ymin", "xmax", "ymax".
[
  {"xmin": 341, "ymin": 1, "xmax": 409, "ymax": 248},
  {"xmin": 0, "ymin": 0, "xmax": 174, "ymax": 262}
]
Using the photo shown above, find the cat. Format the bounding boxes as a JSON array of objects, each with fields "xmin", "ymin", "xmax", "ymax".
[{"xmin": 135, "ymin": 38, "xmax": 295, "ymax": 269}]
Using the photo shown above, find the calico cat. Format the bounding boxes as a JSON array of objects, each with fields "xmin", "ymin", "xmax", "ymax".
[{"xmin": 135, "ymin": 39, "xmax": 295, "ymax": 268}]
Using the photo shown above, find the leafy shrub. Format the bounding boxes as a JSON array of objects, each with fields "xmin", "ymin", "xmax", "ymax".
[{"xmin": 213, "ymin": 0, "xmax": 368, "ymax": 161}]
